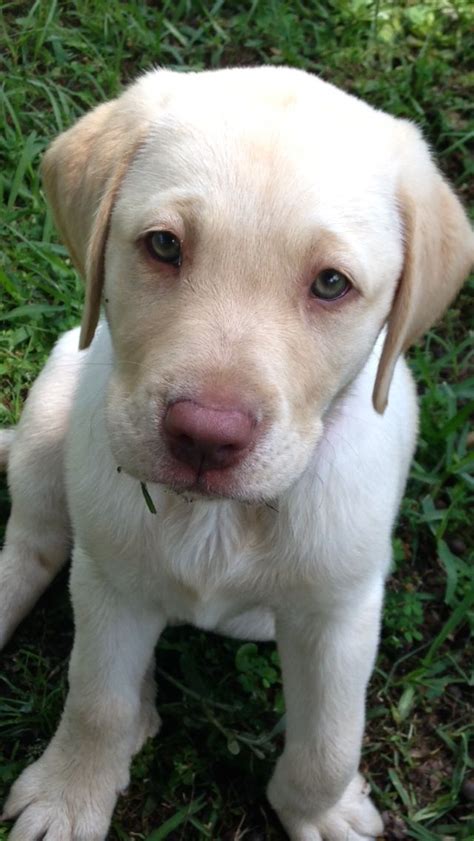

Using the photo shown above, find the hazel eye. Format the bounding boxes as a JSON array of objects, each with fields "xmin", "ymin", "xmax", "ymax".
[
  {"xmin": 310, "ymin": 269, "xmax": 351, "ymax": 300},
  {"xmin": 145, "ymin": 231, "xmax": 182, "ymax": 266}
]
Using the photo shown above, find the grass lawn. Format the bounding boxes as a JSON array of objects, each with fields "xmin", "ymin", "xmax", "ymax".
[{"xmin": 0, "ymin": 1, "xmax": 473, "ymax": 839}]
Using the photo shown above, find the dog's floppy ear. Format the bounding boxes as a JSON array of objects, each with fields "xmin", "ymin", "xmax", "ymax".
[
  {"xmin": 373, "ymin": 121, "xmax": 474, "ymax": 413},
  {"xmin": 41, "ymin": 94, "xmax": 148, "ymax": 348}
]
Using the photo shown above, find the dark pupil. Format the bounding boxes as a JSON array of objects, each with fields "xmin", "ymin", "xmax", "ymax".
[
  {"xmin": 151, "ymin": 232, "xmax": 180, "ymax": 264},
  {"xmin": 313, "ymin": 269, "xmax": 347, "ymax": 298}
]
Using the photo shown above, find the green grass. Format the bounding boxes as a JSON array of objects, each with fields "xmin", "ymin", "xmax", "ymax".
[{"xmin": 1, "ymin": 1, "xmax": 473, "ymax": 839}]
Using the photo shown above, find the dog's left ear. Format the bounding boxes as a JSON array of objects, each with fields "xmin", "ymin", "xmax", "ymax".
[{"xmin": 373, "ymin": 121, "xmax": 474, "ymax": 413}]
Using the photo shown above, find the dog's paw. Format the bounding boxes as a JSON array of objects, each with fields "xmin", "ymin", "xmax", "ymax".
[
  {"xmin": 271, "ymin": 773, "xmax": 384, "ymax": 841},
  {"xmin": 2, "ymin": 749, "xmax": 120, "ymax": 841},
  {"xmin": 315, "ymin": 774, "xmax": 383, "ymax": 841}
]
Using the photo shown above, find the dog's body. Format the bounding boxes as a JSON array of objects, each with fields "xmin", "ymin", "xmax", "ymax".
[{"xmin": 1, "ymin": 67, "xmax": 473, "ymax": 841}]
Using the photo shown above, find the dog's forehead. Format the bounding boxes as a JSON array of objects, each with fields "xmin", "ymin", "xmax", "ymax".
[{"xmin": 115, "ymin": 68, "xmax": 403, "ymax": 264}]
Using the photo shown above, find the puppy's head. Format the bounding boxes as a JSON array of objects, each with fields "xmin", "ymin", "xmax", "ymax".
[{"xmin": 42, "ymin": 67, "xmax": 473, "ymax": 502}]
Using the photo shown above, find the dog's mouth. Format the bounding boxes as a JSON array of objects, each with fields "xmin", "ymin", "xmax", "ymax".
[
  {"xmin": 118, "ymin": 456, "xmax": 252, "ymax": 504},
  {"xmin": 156, "ymin": 458, "xmax": 247, "ymax": 501},
  {"xmin": 153, "ymin": 459, "xmax": 281, "ymax": 512}
]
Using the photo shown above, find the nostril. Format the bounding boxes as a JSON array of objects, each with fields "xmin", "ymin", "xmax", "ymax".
[
  {"xmin": 178, "ymin": 433, "xmax": 193, "ymax": 447},
  {"xmin": 214, "ymin": 443, "xmax": 238, "ymax": 460}
]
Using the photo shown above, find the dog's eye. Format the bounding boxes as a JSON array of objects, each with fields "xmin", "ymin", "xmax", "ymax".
[
  {"xmin": 310, "ymin": 269, "xmax": 351, "ymax": 300},
  {"xmin": 145, "ymin": 231, "xmax": 182, "ymax": 266}
]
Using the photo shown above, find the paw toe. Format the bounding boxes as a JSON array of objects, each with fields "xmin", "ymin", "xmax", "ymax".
[
  {"xmin": 7, "ymin": 804, "xmax": 50, "ymax": 841},
  {"xmin": 348, "ymin": 798, "xmax": 384, "ymax": 837},
  {"xmin": 2, "ymin": 776, "xmax": 34, "ymax": 822}
]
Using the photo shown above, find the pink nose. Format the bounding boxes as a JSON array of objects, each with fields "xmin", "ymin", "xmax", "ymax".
[{"xmin": 164, "ymin": 399, "xmax": 256, "ymax": 471}]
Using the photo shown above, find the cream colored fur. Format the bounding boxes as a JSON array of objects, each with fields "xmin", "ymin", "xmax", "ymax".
[{"xmin": 1, "ymin": 66, "xmax": 473, "ymax": 841}]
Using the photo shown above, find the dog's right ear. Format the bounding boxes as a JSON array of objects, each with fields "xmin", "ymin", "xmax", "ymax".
[{"xmin": 41, "ymin": 95, "xmax": 148, "ymax": 348}]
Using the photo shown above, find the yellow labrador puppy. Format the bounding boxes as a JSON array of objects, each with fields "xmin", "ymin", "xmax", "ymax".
[{"xmin": 0, "ymin": 66, "xmax": 472, "ymax": 841}]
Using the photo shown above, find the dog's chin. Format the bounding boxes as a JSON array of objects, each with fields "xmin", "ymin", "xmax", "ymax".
[
  {"xmin": 155, "ymin": 461, "xmax": 259, "ymax": 503},
  {"xmin": 120, "ymin": 455, "xmax": 281, "ymax": 506}
]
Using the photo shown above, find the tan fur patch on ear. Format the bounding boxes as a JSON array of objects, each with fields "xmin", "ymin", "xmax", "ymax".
[
  {"xmin": 372, "ymin": 197, "xmax": 416, "ymax": 414},
  {"xmin": 373, "ymin": 140, "xmax": 474, "ymax": 413},
  {"xmin": 41, "ymin": 101, "xmax": 119, "ymax": 278},
  {"xmin": 41, "ymin": 85, "xmax": 152, "ymax": 349},
  {"xmin": 79, "ymin": 138, "xmax": 146, "ymax": 350}
]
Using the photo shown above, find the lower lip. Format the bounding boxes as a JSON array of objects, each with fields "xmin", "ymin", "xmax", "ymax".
[{"xmin": 156, "ymin": 462, "xmax": 240, "ymax": 499}]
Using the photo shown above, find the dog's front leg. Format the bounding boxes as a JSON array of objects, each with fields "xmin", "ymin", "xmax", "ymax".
[
  {"xmin": 268, "ymin": 582, "xmax": 385, "ymax": 841},
  {"xmin": 3, "ymin": 548, "xmax": 164, "ymax": 841}
]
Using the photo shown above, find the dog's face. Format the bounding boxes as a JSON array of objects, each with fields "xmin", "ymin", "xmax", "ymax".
[
  {"xmin": 104, "ymin": 90, "xmax": 404, "ymax": 500},
  {"xmin": 42, "ymin": 68, "xmax": 473, "ymax": 502}
]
